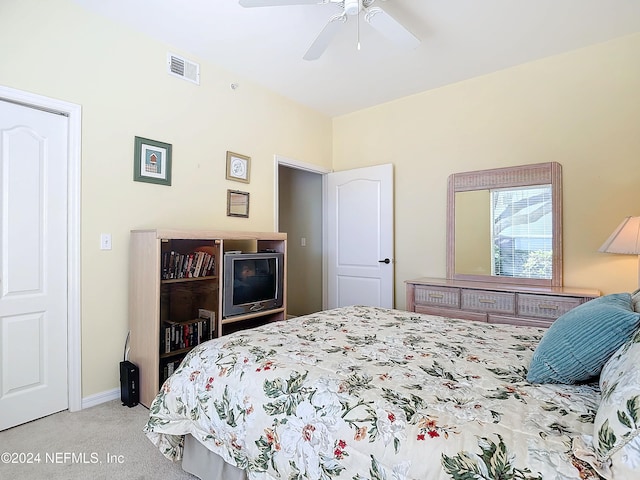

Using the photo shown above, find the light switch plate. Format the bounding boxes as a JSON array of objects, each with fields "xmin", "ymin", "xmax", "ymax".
[{"xmin": 100, "ymin": 233, "xmax": 112, "ymax": 250}]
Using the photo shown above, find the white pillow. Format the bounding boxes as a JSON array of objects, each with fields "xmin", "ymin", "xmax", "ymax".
[
  {"xmin": 632, "ymin": 288, "xmax": 640, "ymax": 313},
  {"xmin": 573, "ymin": 328, "xmax": 640, "ymax": 479}
]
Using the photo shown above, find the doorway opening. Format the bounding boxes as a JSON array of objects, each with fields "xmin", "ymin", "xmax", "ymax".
[{"xmin": 275, "ymin": 156, "xmax": 329, "ymax": 316}]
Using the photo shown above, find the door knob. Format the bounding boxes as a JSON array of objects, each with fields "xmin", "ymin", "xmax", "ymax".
[{"xmin": 378, "ymin": 258, "xmax": 390, "ymax": 264}]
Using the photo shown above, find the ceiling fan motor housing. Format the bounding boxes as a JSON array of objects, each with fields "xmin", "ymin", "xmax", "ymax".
[{"xmin": 344, "ymin": 0, "xmax": 360, "ymax": 16}]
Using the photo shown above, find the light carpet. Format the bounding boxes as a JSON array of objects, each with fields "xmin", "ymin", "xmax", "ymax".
[{"xmin": 0, "ymin": 399, "xmax": 196, "ymax": 480}]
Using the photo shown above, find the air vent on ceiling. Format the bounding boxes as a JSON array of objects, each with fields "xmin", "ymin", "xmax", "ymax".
[{"xmin": 167, "ymin": 53, "xmax": 200, "ymax": 85}]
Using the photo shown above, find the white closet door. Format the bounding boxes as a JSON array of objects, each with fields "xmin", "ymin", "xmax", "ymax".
[{"xmin": 0, "ymin": 99, "xmax": 69, "ymax": 430}]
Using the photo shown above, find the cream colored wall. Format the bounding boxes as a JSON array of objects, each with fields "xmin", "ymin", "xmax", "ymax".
[
  {"xmin": 0, "ymin": 0, "xmax": 332, "ymax": 397},
  {"xmin": 333, "ymin": 34, "xmax": 640, "ymax": 308}
]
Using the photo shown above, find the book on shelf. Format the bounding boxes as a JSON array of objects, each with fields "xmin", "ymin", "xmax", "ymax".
[
  {"xmin": 162, "ymin": 251, "xmax": 169, "ymax": 280},
  {"xmin": 193, "ymin": 251, "xmax": 204, "ymax": 278},
  {"xmin": 205, "ymin": 254, "xmax": 215, "ymax": 276},
  {"xmin": 160, "ymin": 357, "xmax": 183, "ymax": 383},
  {"xmin": 161, "ymin": 250, "xmax": 216, "ymax": 280},
  {"xmin": 184, "ymin": 253, "xmax": 194, "ymax": 278},
  {"xmin": 198, "ymin": 308, "xmax": 216, "ymax": 336},
  {"xmin": 166, "ymin": 251, "xmax": 175, "ymax": 279},
  {"xmin": 161, "ymin": 312, "xmax": 214, "ymax": 354}
]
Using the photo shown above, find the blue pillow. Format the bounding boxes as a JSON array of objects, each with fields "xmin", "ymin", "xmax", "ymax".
[{"xmin": 527, "ymin": 293, "xmax": 640, "ymax": 384}]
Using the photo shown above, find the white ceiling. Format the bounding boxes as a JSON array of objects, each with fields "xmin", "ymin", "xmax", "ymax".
[{"xmin": 72, "ymin": 0, "xmax": 640, "ymax": 117}]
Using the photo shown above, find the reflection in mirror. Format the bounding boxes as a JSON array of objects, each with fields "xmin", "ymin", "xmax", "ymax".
[
  {"xmin": 455, "ymin": 190, "xmax": 491, "ymax": 275},
  {"xmin": 447, "ymin": 162, "xmax": 562, "ymax": 287},
  {"xmin": 455, "ymin": 186, "xmax": 553, "ymax": 279}
]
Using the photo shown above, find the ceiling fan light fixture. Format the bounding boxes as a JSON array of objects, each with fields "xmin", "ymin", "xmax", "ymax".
[{"xmin": 344, "ymin": 0, "xmax": 360, "ymax": 16}]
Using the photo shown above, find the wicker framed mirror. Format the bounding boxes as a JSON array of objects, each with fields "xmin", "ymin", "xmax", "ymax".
[{"xmin": 446, "ymin": 162, "xmax": 563, "ymax": 287}]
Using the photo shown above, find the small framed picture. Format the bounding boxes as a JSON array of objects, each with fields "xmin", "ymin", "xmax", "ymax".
[
  {"xmin": 226, "ymin": 151, "xmax": 250, "ymax": 183},
  {"xmin": 134, "ymin": 136, "xmax": 172, "ymax": 186},
  {"xmin": 227, "ymin": 190, "xmax": 249, "ymax": 218}
]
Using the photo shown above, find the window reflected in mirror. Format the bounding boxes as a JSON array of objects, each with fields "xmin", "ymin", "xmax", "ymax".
[{"xmin": 492, "ymin": 185, "xmax": 552, "ymax": 279}]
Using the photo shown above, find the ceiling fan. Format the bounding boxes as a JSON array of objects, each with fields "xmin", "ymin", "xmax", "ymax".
[{"xmin": 238, "ymin": 0, "xmax": 420, "ymax": 60}]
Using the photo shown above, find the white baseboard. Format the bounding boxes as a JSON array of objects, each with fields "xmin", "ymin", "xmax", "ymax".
[{"xmin": 81, "ymin": 388, "xmax": 120, "ymax": 409}]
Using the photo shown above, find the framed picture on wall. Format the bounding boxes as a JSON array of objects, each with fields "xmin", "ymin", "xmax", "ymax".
[
  {"xmin": 133, "ymin": 136, "xmax": 172, "ymax": 186},
  {"xmin": 226, "ymin": 151, "xmax": 251, "ymax": 183},
  {"xmin": 227, "ymin": 189, "xmax": 249, "ymax": 218}
]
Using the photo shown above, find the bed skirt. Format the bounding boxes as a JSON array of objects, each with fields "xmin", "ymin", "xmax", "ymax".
[{"xmin": 182, "ymin": 434, "xmax": 248, "ymax": 480}]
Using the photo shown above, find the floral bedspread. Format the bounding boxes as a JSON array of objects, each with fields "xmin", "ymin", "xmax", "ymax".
[{"xmin": 145, "ymin": 306, "xmax": 602, "ymax": 480}]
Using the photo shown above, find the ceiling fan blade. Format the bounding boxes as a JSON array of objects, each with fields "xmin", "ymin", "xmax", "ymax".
[
  {"xmin": 239, "ymin": 0, "xmax": 321, "ymax": 7},
  {"xmin": 303, "ymin": 14, "xmax": 346, "ymax": 61},
  {"xmin": 365, "ymin": 6, "xmax": 420, "ymax": 50}
]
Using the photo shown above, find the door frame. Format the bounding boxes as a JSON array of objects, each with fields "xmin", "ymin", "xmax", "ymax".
[
  {"xmin": 274, "ymin": 154, "xmax": 331, "ymax": 309},
  {"xmin": 0, "ymin": 85, "xmax": 82, "ymax": 412}
]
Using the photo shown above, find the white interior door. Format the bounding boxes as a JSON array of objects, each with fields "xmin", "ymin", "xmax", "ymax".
[
  {"xmin": 327, "ymin": 163, "xmax": 394, "ymax": 309},
  {"xmin": 0, "ymin": 100, "xmax": 69, "ymax": 430}
]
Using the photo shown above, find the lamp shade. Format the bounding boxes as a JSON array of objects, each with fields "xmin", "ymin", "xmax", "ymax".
[{"xmin": 599, "ymin": 216, "xmax": 640, "ymax": 254}]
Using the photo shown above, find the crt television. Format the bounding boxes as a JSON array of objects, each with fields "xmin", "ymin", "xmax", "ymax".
[{"xmin": 222, "ymin": 252, "xmax": 284, "ymax": 318}]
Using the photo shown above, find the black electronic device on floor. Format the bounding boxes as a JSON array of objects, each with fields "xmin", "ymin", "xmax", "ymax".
[
  {"xmin": 120, "ymin": 332, "xmax": 139, "ymax": 407},
  {"xmin": 119, "ymin": 360, "xmax": 139, "ymax": 407}
]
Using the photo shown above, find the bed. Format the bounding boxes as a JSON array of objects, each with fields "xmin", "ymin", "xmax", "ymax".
[{"xmin": 144, "ymin": 300, "xmax": 640, "ymax": 479}]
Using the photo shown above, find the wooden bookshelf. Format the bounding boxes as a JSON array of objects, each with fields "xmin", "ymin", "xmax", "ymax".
[{"xmin": 128, "ymin": 229, "xmax": 287, "ymax": 407}]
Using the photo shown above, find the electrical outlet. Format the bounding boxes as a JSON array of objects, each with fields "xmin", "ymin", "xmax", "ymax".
[
  {"xmin": 100, "ymin": 233, "xmax": 112, "ymax": 250},
  {"xmin": 301, "ymin": 237, "xmax": 306, "ymax": 247}
]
